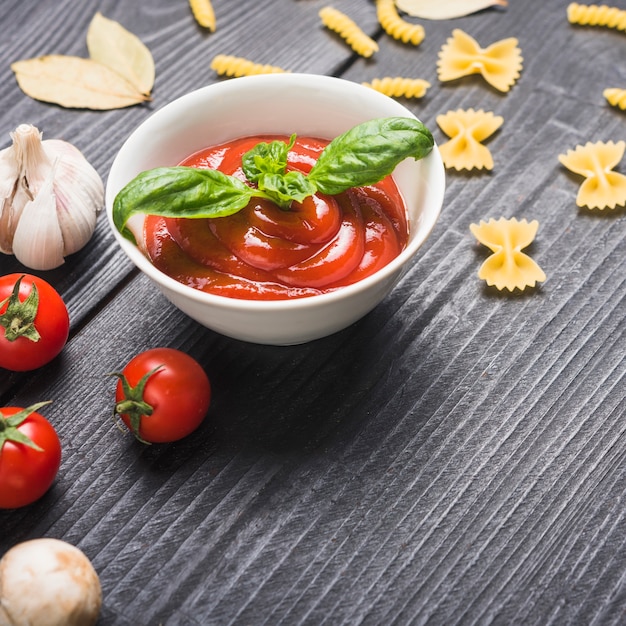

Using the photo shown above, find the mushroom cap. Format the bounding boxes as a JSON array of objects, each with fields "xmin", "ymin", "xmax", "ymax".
[{"xmin": 0, "ymin": 538, "xmax": 101, "ymax": 626}]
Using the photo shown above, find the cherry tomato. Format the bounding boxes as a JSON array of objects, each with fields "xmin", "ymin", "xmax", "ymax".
[
  {"xmin": 0, "ymin": 403, "xmax": 62, "ymax": 509},
  {"xmin": 113, "ymin": 348, "xmax": 211, "ymax": 444},
  {"xmin": 0, "ymin": 274, "xmax": 70, "ymax": 371}
]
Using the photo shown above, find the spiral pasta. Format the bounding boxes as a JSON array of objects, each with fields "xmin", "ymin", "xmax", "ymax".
[
  {"xmin": 376, "ymin": 0, "xmax": 425, "ymax": 46},
  {"xmin": 319, "ymin": 6, "xmax": 379, "ymax": 58},
  {"xmin": 363, "ymin": 77, "xmax": 430, "ymax": 99},
  {"xmin": 604, "ymin": 87, "xmax": 626, "ymax": 110},
  {"xmin": 210, "ymin": 55, "xmax": 288, "ymax": 78},
  {"xmin": 470, "ymin": 218, "xmax": 546, "ymax": 292},
  {"xmin": 567, "ymin": 3, "xmax": 626, "ymax": 30},
  {"xmin": 189, "ymin": 0, "xmax": 216, "ymax": 31}
]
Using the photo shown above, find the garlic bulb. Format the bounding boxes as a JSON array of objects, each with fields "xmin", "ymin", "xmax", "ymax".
[{"xmin": 0, "ymin": 123, "xmax": 103, "ymax": 270}]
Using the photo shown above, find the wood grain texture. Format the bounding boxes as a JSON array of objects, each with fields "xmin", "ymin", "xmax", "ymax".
[{"xmin": 0, "ymin": 1, "xmax": 625, "ymax": 625}]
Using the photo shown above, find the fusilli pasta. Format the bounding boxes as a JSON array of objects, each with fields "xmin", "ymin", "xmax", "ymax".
[
  {"xmin": 558, "ymin": 140, "xmax": 626, "ymax": 209},
  {"xmin": 376, "ymin": 0, "xmax": 425, "ymax": 46},
  {"xmin": 437, "ymin": 29, "xmax": 522, "ymax": 92},
  {"xmin": 189, "ymin": 0, "xmax": 216, "ymax": 31},
  {"xmin": 319, "ymin": 6, "xmax": 379, "ymax": 58},
  {"xmin": 210, "ymin": 55, "xmax": 288, "ymax": 78},
  {"xmin": 363, "ymin": 77, "xmax": 430, "ymax": 98},
  {"xmin": 567, "ymin": 3, "xmax": 626, "ymax": 30},
  {"xmin": 470, "ymin": 218, "xmax": 546, "ymax": 292}
]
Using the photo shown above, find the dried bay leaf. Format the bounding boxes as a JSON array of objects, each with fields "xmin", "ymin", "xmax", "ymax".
[
  {"xmin": 395, "ymin": 0, "xmax": 508, "ymax": 20},
  {"xmin": 11, "ymin": 12, "xmax": 154, "ymax": 110},
  {"xmin": 87, "ymin": 12, "xmax": 155, "ymax": 96},
  {"xmin": 11, "ymin": 55, "xmax": 149, "ymax": 110}
]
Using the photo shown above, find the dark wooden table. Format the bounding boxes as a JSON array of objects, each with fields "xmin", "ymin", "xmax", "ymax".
[{"xmin": 1, "ymin": 1, "xmax": 625, "ymax": 624}]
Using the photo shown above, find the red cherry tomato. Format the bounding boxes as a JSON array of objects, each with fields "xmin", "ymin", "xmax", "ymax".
[
  {"xmin": 113, "ymin": 348, "xmax": 211, "ymax": 444},
  {"xmin": 0, "ymin": 403, "xmax": 62, "ymax": 509},
  {"xmin": 0, "ymin": 274, "xmax": 70, "ymax": 371}
]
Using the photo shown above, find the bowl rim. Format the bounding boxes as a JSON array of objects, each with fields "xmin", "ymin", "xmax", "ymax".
[{"xmin": 106, "ymin": 73, "xmax": 445, "ymax": 312}]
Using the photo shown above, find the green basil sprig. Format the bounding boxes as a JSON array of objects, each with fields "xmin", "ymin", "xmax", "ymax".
[
  {"xmin": 113, "ymin": 116, "xmax": 434, "ymax": 243},
  {"xmin": 243, "ymin": 134, "xmax": 317, "ymax": 207}
]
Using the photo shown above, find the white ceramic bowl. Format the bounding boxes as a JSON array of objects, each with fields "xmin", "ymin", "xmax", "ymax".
[{"xmin": 106, "ymin": 74, "xmax": 445, "ymax": 345}]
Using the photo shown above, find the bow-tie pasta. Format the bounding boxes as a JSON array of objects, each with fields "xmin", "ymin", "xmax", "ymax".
[
  {"xmin": 470, "ymin": 218, "xmax": 546, "ymax": 292},
  {"xmin": 436, "ymin": 109, "xmax": 503, "ymax": 171},
  {"xmin": 437, "ymin": 29, "xmax": 523, "ymax": 92},
  {"xmin": 558, "ymin": 140, "xmax": 626, "ymax": 209},
  {"xmin": 604, "ymin": 88, "xmax": 626, "ymax": 110}
]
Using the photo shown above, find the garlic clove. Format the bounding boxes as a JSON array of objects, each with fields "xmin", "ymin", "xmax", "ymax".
[
  {"xmin": 12, "ymin": 160, "xmax": 65, "ymax": 270},
  {"xmin": 0, "ymin": 124, "xmax": 52, "ymax": 256},
  {"xmin": 44, "ymin": 139, "xmax": 103, "ymax": 255},
  {"xmin": 0, "ymin": 144, "xmax": 20, "ymax": 253},
  {"xmin": 13, "ymin": 124, "xmax": 52, "ymax": 196},
  {"xmin": 55, "ymin": 189, "xmax": 98, "ymax": 255},
  {"xmin": 4, "ymin": 179, "xmax": 35, "ymax": 251}
]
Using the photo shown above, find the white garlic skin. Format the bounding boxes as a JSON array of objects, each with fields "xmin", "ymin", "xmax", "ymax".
[
  {"xmin": 0, "ymin": 143, "xmax": 22, "ymax": 254},
  {"xmin": 0, "ymin": 124, "xmax": 104, "ymax": 270}
]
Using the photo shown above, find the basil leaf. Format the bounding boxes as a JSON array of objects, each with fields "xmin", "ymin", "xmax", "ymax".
[
  {"xmin": 308, "ymin": 117, "xmax": 434, "ymax": 195},
  {"xmin": 259, "ymin": 170, "xmax": 317, "ymax": 208},
  {"xmin": 113, "ymin": 166, "xmax": 257, "ymax": 242},
  {"xmin": 242, "ymin": 134, "xmax": 296, "ymax": 182},
  {"xmin": 111, "ymin": 117, "xmax": 436, "ymax": 241}
]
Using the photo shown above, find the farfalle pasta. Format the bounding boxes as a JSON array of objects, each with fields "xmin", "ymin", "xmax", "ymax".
[
  {"xmin": 470, "ymin": 218, "xmax": 546, "ymax": 292},
  {"xmin": 436, "ymin": 109, "xmax": 503, "ymax": 171},
  {"xmin": 376, "ymin": 0, "xmax": 425, "ymax": 46},
  {"xmin": 558, "ymin": 140, "xmax": 626, "ymax": 209},
  {"xmin": 210, "ymin": 55, "xmax": 288, "ymax": 77},
  {"xmin": 319, "ymin": 6, "xmax": 379, "ymax": 58},
  {"xmin": 604, "ymin": 87, "xmax": 626, "ymax": 110},
  {"xmin": 437, "ymin": 29, "xmax": 523, "ymax": 92},
  {"xmin": 363, "ymin": 77, "xmax": 430, "ymax": 99},
  {"xmin": 567, "ymin": 3, "xmax": 626, "ymax": 31}
]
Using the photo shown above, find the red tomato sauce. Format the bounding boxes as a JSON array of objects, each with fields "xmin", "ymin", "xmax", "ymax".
[{"xmin": 143, "ymin": 135, "xmax": 409, "ymax": 300}]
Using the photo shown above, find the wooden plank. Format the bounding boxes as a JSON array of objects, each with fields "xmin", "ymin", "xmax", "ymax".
[{"xmin": 0, "ymin": 1, "xmax": 625, "ymax": 625}]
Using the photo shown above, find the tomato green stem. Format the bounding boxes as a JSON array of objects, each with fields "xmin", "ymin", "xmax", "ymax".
[
  {"xmin": 0, "ymin": 402, "xmax": 52, "ymax": 452},
  {"xmin": 114, "ymin": 400, "xmax": 153, "ymax": 416},
  {"xmin": 0, "ymin": 275, "xmax": 41, "ymax": 342},
  {"xmin": 110, "ymin": 365, "xmax": 163, "ymax": 445}
]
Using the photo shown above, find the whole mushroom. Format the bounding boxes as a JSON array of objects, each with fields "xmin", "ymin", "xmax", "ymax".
[{"xmin": 0, "ymin": 538, "xmax": 101, "ymax": 626}]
